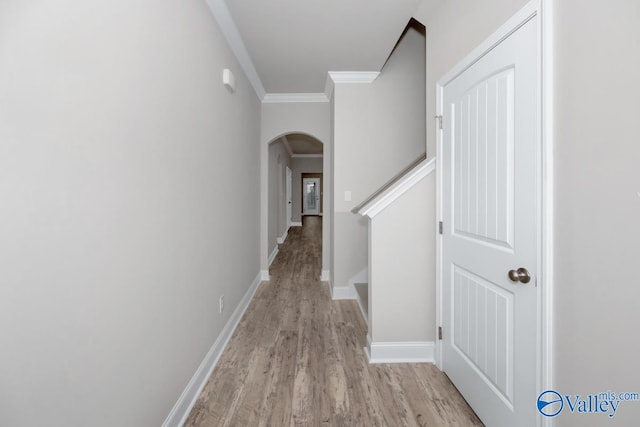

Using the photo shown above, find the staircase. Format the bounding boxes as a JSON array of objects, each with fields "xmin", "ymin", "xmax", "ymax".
[{"xmin": 354, "ymin": 155, "xmax": 436, "ymax": 364}]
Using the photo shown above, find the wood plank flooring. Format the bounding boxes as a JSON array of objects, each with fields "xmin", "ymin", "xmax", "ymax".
[{"xmin": 185, "ymin": 216, "xmax": 483, "ymax": 426}]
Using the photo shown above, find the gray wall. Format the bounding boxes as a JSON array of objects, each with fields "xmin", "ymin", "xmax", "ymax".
[
  {"xmin": 553, "ymin": 1, "xmax": 640, "ymax": 425},
  {"xmin": 268, "ymin": 141, "xmax": 291, "ymax": 257},
  {"xmin": 370, "ymin": 175, "xmax": 434, "ymax": 343},
  {"xmin": 0, "ymin": 1, "xmax": 260, "ymax": 425},
  {"xmin": 291, "ymin": 157, "xmax": 323, "ymax": 222},
  {"xmin": 332, "ymin": 25, "xmax": 426, "ymax": 290}
]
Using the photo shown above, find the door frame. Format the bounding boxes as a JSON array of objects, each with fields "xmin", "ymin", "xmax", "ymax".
[{"xmin": 434, "ymin": 1, "xmax": 554, "ymax": 425}]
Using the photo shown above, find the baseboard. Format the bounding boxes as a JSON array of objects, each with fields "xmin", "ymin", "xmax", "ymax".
[
  {"xmin": 268, "ymin": 246, "xmax": 278, "ymax": 267},
  {"xmin": 331, "ymin": 284, "xmax": 357, "ymax": 300},
  {"xmin": 320, "ymin": 270, "xmax": 330, "ymax": 282},
  {"xmin": 260, "ymin": 270, "xmax": 270, "ymax": 281},
  {"xmin": 276, "ymin": 229, "xmax": 288, "ymax": 245},
  {"xmin": 162, "ymin": 272, "xmax": 263, "ymax": 427},
  {"xmin": 291, "ymin": 221, "xmax": 302, "ymax": 227},
  {"xmin": 365, "ymin": 337, "xmax": 435, "ymax": 364}
]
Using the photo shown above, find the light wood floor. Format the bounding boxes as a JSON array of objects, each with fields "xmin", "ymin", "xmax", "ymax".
[{"xmin": 185, "ymin": 216, "xmax": 482, "ymax": 426}]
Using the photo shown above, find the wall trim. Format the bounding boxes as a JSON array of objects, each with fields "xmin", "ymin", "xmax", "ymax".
[
  {"xmin": 291, "ymin": 154, "xmax": 323, "ymax": 158},
  {"xmin": 365, "ymin": 337, "xmax": 435, "ymax": 364},
  {"xmin": 162, "ymin": 272, "xmax": 263, "ymax": 427},
  {"xmin": 276, "ymin": 229, "xmax": 288, "ymax": 245},
  {"xmin": 331, "ymin": 284, "xmax": 357, "ymax": 300},
  {"xmin": 291, "ymin": 221, "xmax": 302, "ymax": 227},
  {"xmin": 326, "ymin": 71, "xmax": 380, "ymax": 98},
  {"xmin": 540, "ymin": 3, "xmax": 555, "ymax": 426},
  {"xmin": 268, "ymin": 246, "xmax": 279, "ymax": 266},
  {"xmin": 263, "ymin": 93, "xmax": 329, "ymax": 103},
  {"xmin": 357, "ymin": 157, "xmax": 436, "ymax": 218},
  {"xmin": 204, "ymin": 0, "xmax": 266, "ymax": 100},
  {"xmin": 260, "ymin": 270, "xmax": 270, "ymax": 281},
  {"xmin": 328, "ymin": 71, "xmax": 380, "ymax": 84}
]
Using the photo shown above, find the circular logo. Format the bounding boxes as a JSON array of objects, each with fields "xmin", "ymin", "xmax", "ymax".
[{"xmin": 537, "ymin": 390, "xmax": 563, "ymax": 417}]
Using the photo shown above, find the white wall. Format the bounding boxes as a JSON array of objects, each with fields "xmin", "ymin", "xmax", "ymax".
[
  {"xmin": 553, "ymin": 1, "xmax": 640, "ymax": 425},
  {"xmin": 369, "ymin": 175, "xmax": 435, "ymax": 343},
  {"xmin": 0, "ymin": 1, "xmax": 260, "ymax": 426},
  {"xmin": 291, "ymin": 157, "xmax": 323, "ymax": 222},
  {"xmin": 332, "ymin": 25, "xmax": 426, "ymax": 290},
  {"xmin": 261, "ymin": 102, "xmax": 331, "ymax": 278},
  {"xmin": 268, "ymin": 141, "xmax": 291, "ymax": 257}
]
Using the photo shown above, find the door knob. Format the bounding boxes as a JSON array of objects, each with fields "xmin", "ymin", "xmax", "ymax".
[{"xmin": 508, "ymin": 267, "xmax": 531, "ymax": 284}]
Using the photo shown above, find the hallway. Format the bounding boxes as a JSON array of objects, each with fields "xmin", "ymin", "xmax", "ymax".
[{"xmin": 185, "ymin": 216, "xmax": 482, "ymax": 426}]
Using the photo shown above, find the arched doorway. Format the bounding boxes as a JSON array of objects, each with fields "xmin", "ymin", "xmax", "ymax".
[{"xmin": 266, "ymin": 133, "xmax": 324, "ymax": 268}]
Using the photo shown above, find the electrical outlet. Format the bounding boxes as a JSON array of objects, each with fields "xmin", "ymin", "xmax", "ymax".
[{"xmin": 219, "ymin": 295, "xmax": 224, "ymax": 313}]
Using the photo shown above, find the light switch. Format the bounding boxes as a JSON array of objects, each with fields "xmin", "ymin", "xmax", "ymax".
[{"xmin": 344, "ymin": 191, "xmax": 352, "ymax": 201}]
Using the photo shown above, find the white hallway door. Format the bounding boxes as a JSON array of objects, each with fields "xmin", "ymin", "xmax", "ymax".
[
  {"xmin": 302, "ymin": 177, "xmax": 320, "ymax": 215},
  {"xmin": 440, "ymin": 12, "xmax": 539, "ymax": 427}
]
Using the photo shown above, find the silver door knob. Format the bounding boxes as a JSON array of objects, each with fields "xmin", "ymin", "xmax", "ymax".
[{"xmin": 508, "ymin": 268, "xmax": 531, "ymax": 284}]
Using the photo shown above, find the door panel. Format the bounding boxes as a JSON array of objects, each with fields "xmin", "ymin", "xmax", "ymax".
[
  {"xmin": 442, "ymin": 14, "xmax": 539, "ymax": 427},
  {"xmin": 453, "ymin": 68, "xmax": 514, "ymax": 250}
]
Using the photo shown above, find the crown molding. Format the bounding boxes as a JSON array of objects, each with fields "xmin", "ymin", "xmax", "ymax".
[
  {"xmin": 325, "ymin": 71, "xmax": 380, "ymax": 98},
  {"xmin": 328, "ymin": 71, "xmax": 380, "ymax": 84},
  {"xmin": 205, "ymin": 0, "xmax": 266, "ymax": 100},
  {"xmin": 262, "ymin": 93, "xmax": 329, "ymax": 103},
  {"xmin": 292, "ymin": 154, "xmax": 323, "ymax": 158},
  {"xmin": 324, "ymin": 75, "xmax": 335, "ymax": 99}
]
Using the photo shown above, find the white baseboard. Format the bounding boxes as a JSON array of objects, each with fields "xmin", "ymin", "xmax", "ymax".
[
  {"xmin": 291, "ymin": 221, "xmax": 302, "ymax": 227},
  {"xmin": 260, "ymin": 270, "xmax": 270, "ymax": 281},
  {"xmin": 331, "ymin": 284, "xmax": 357, "ymax": 300},
  {"xmin": 162, "ymin": 272, "xmax": 263, "ymax": 427},
  {"xmin": 268, "ymin": 246, "xmax": 278, "ymax": 267},
  {"xmin": 276, "ymin": 229, "xmax": 288, "ymax": 245},
  {"xmin": 365, "ymin": 337, "xmax": 435, "ymax": 364},
  {"xmin": 320, "ymin": 270, "xmax": 330, "ymax": 282}
]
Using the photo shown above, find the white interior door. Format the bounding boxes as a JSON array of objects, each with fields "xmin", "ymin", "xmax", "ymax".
[
  {"xmin": 441, "ymin": 13, "xmax": 539, "ymax": 427},
  {"xmin": 286, "ymin": 167, "xmax": 292, "ymax": 229},
  {"xmin": 302, "ymin": 177, "xmax": 320, "ymax": 215}
]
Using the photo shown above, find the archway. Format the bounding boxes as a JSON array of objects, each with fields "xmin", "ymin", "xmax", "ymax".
[{"xmin": 260, "ymin": 131, "xmax": 330, "ymax": 282}]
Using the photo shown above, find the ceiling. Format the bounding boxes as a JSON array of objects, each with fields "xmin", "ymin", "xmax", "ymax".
[
  {"xmin": 285, "ymin": 134, "xmax": 323, "ymax": 155},
  {"xmin": 221, "ymin": 0, "xmax": 423, "ymax": 94}
]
